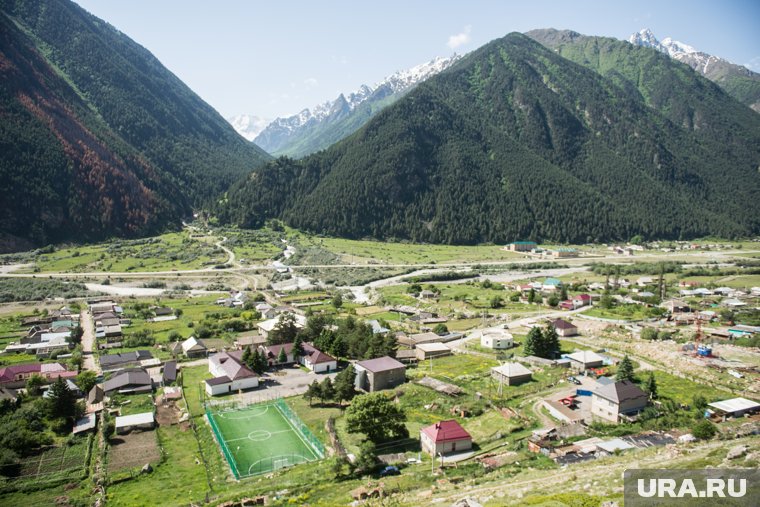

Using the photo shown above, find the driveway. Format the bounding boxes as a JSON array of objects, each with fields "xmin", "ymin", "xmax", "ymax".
[{"xmin": 237, "ymin": 366, "xmax": 339, "ymax": 403}]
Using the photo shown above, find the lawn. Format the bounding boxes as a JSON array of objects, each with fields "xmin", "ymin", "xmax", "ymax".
[
  {"xmin": 110, "ymin": 393, "xmax": 155, "ymax": 416},
  {"xmin": 583, "ymin": 304, "xmax": 652, "ymax": 321}
]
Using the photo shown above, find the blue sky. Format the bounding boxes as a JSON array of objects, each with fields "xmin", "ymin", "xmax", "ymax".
[{"xmin": 74, "ymin": 0, "xmax": 760, "ymax": 120}]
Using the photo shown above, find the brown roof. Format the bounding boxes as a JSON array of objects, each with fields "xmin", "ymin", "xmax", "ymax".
[
  {"xmin": 552, "ymin": 318, "xmax": 576, "ymax": 330},
  {"xmin": 356, "ymin": 356, "xmax": 405, "ymax": 373},
  {"xmin": 593, "ymin": 380, "xmax": 647, "ymax": 403}
]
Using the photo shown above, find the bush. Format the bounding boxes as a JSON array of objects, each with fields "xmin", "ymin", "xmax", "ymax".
[{"xmin": 692, "ymin": 419, "xmax": 717, "ymax": 440}]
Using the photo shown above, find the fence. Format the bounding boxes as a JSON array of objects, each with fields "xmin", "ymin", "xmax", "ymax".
[
  {"xmin": 274, "ymin": 398, "xmax": 326, "ymax": 458},
  {"xmin": 206, "ymin": 407, "xmax": 242, "ymax": 480}
]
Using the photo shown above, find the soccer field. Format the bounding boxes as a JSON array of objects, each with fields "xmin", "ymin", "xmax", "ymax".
[{"xmin": 206, "ymin": 399, "xmax": 324, "ymax": 478}]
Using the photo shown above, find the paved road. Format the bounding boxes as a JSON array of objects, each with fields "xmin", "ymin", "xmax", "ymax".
[{"xmin": 79, "ymin": 310, "xmax": 101, "ymax": 374}]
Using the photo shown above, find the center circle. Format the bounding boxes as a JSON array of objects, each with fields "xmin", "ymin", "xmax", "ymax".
[{"xmin": 247, "ymin": 430, "xmax": 272, "ymax": 442}]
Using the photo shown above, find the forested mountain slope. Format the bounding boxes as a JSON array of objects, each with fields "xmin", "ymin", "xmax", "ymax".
[
  {"xmin": 219, "ymin": 32, "xmax": 760, "ymax": 244},
  {"xmin": 0, "ymin": 0, "xmax": 270, "ymax": 251}
]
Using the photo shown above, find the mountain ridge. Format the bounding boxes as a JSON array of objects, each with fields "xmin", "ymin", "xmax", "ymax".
[
  {"xmin": 219, "ymin": 31, "xmax": 760, "ymax": 244},
  {"xmin": 249, "ymin": 55, "xmax": 461, "ymax": 158}
]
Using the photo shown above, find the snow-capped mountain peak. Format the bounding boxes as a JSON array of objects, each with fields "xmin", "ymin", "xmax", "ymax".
[
  {"xmin": 226, "ymin": 114, "xmax": 270, "ymax": 142},
  {"xmin": 628, "ymin": 28, "xmax": 722, "ymax": 76}
]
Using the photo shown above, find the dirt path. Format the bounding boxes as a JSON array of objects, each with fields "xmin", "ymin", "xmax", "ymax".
[{"xmin": 80, "ymin": 309, "xmax": 100, "ymax": 374}]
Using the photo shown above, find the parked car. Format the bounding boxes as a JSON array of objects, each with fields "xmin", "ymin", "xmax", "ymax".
[
  {"xmin": 380, "ymin": 465, "xmax": 400, "ymax": 477},
  {"xmin": 567, "ymin": 376, "xmax": 581, "ymax": 385}
]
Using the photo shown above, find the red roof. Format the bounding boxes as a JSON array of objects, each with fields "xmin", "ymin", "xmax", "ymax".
[
  {"xmin": 552, "ymin": 318, "xmax": 576, "ymax": 330},
  {"xmin": 573, "ymin": 294, "xmax": 592, "ymax": 301},
  {"xmin": 421, "ymin": 420, "xmax": 471, "ymax": 444}
]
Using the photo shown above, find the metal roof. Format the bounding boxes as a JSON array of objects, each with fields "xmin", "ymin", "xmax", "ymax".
[
  {"xmin": 708, "ymin": 397, "xmax": 760, "ymax": 413},
  {"xmin": 115, "ymin": 411, "xmax": 154, "ymax": 428}
]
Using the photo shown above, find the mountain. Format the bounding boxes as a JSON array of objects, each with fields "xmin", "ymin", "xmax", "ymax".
[
  {"xmin": 227, "ymin": 114, "xmax": 270, "ymax": 142},
  {"xmin": 0, "ymin": 0, "xmax": 271, "ymax": 251},
  {"xmin": 627, "ymin": 28, "xmax": 760, "ymax": 112},
  {"xmin": 251, "ymin": 55, "xmax": 461, "ymax": 158},
  {"xmin": 219, "ymin": 32, "xmax": 760, "ymax": 245}
]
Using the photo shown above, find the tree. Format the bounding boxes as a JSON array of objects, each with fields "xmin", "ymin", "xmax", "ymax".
[
  {"xmin": 304, "ymin": 380, "xmax": 321, "ymax": 407},
  {"xmin": 345, "ymin": 393, "xmax": 408, "ymax": 443},
  {"xmin": 490, "ymin": 296, "xmax": 503, "ymax": 309},
  {"xmin": 167, "ymin": 330, "xmax": 183, "ymax": 342},
  {"xmin": 560, "ymin": 285, "xmax": 568, "ymax": 301},
  {"xmin": 332, "ymin": 293, "xmax": 343, "ymax": 310},
  {"xmin": 542, "ymin": 323, "xmax": 560, "ymax": 359},
  {"xmin": 268, "ymin": 313, "xmax": 299, "ymax": 345},
  {"xmin": 76, "ymin": 371, "xmax": 98, "ymax": 395},
  {"xmin": 48, "ymin": 376, "xmax": 76, "ymax": 420},
  {"xmin": 293, "ymin": 335, "xmax": 305, "ymax": 359},
  {"xmin": 546, "ymin": 294, "xmax": 560, "ymax": 307},
  {"xmin": 333, "ymin": 365, "xmax": 356, "ymax": 405},
  {"xmin": 616, "ymin": 355, "xmax": 635, "ymax": 382},
  {"xmin": 353, "ymin": 441, "xmax": 378, "ymax": 476},
  {"xmin": 252, "ymin": 349, "xmax": 268, "ymax": 375},
  {"xmin": 320, "ymin": 377, "xmax": 336, "ymax": 404},
  {"xmin": 242, "ymin": 345, "xmax": 253, "ymax": 367},
  {"xmin": 523, "ymin": 326, "xmax": 542, "ymax": 356},
  {"xmin": 600, "ymin": 294, "xmax": 614, "ymax": 309},
  {"xmin": 433, "ymin": 323, "xmax": 448, "ymax": 335},
  {"xmin": 527, "ymin": 288, "xmax": 536, "ymax": 304},
  {"xmin": 644, "ymin": 372, "xmax": 658, "ymax": 399},
  {"xmin": 67, "ymin": 325, "xmax": 84, "ymax": 345},
  {"xmin": 277, "ymin": 347, "xmax": 288, "ymax": 365},
  {"xmin": 26, "ymin": 375, "xmax": 45, "ymax": 397},
  {"xmin": 692, "ymin": 419, "xmax": 717, "ymax": 440}
]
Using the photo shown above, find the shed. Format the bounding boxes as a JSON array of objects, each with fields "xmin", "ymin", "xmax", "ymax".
[
  {"xmin": 480, "ymin": 329, "xmax": 514, "ymax": 350},
  {"xmin": 72, "ymin": 413, "xmax": 97, "ymax": 435},
  {"xmin": 415, "ymin": 342, "xmax": 452, "ymax": 360},
  {"xmin": 707, "ymin": 397, "xmax": 760, "ymax": 418},
  {"xmin": 566, "ymin": 350, "xmax": 604, "ymax": 370},
  {"xmin": 491, "ymin": 363, "xmax": 533, "ymax": 386},
  {"xmin": 552, "ymin": 318, "xmax": 578, "ymax": 337},
  {"xmin": 162, "ymin": 361, "xmax": 177, "ymax": 386},
  {"xmin": 115, "ymin": 412, "xmax": 155, "ymax": 434}
]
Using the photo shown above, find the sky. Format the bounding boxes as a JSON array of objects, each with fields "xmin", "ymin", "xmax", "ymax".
[{"xmin": 73, "ymin": 0, "xmax": 760, "ymax": 121}]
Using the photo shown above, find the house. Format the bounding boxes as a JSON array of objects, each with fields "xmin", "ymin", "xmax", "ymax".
[
  {"xmin": 637, "ymin": 277, "xmax": 654, "ymax": 287},
  {"xmin": 419, "ymin": 290, "xmax": 437, "ymax": 300},
  {"xmin": 162, "ymin": 361, "xmax": 177, "ymax": 386},
  {"xmin": 559, "ymin": 300, "xmax": 575, "ymax": 310},
  {"xmin": 43, "ymin": 379, "xmax": 82, "ymax": 399},
  {"xmin": 420, "ymin": 420, "xmax": 473, "ymax": 456},
  {"xmin": 180, "ymin": 336, "xmax": 208, "ymax": 358},
  {"xmin": 542, "ymin": 278, "xmax": 563, "ymax": 291},
  {"xmin": 100, "ymin": 350, "xmax": 153, "ymax": 372},
  {"xmin": 505, "ymin": 241, "xmax": 537, "ymax": 252},
  {"xmin": 260, "ymin": 343, "xmax": 296, "ymax": 366},
  {"xmin": 491, "ymin": 363, "xmax": 533, "ymax": 386},
  {"xmin": 572, "ymin": 294, "xmax": 592, "ymax": 308},
  {"xmin": 256, "ymin": 313, "xmax": 307, "ymax": 339},
  {"xmin": 216, "ymin": 291, "xmax": 248, "ymax": 308},
  {"xmin": 206, "ymin": 351, "xmax": 259, "ymax": 396},
  {"xmin": 300, "ymin": 343, "xmax": 337, "ymax": 373},
  {"xmin": 591, "ymin": 380, "xmax": 648, "ymax": 423},
  {"xmin": 0, "ymin": 363, "xmax": 76, "ymax": 389},
  {"xmin": 255, "ymin": 303, "xmax": 277, "ymax": 320},
  {"xmin": 354, "ymin": 356, "xmax": 406, "ymax": 392},
  {"xmin": 552, "ymin": 318, "xmax": 578, "ymax": 337},
  {"xmin": 89, "ymin": 301, "xmax": 119, "ymax": 316},
  {"xmin": 415, "ymin": 342, "xmax": 452, "ymax": 360},
  {"xmin": 566, "ymin": 350, "xmax": 604, "ymax": 371},
  {"xmin": 721, "ymin": 298, "xmax": 746, "ymax": 308},
  {"xmin": 550, "ymin": 248, "xmax": 578, "ymax": 258},
  {"xmin": 707, "ymin": 397, "xmax": 760, "ymax": 418},
  {"xmin": 234, "ymin": 333, "xmax": 266, "ymax": 350},
  {"xmin": 115, "ymin": 412, "xmax": 155, "ymax": 434},
  {"xmin": 480, "ymin": 329, "xmax": 514, "ymax": 350},
  {"xmin": 87, "ymin": 385, "xmax": 105, "ymax": 405},
  {"xmin": 103, "ymin": 369, "xmax": 153, "ymax": 394},
  {"xmin": 153, "ymin": 307, "xmax": 174, "ymax": 317}
]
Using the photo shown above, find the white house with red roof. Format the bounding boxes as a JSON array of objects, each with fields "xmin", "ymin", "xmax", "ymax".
[
  {"xmin": 206, "ymin": 351, "xmax": 259, "ymax": 396},
  {"xmin": 420, "ymin": 420, "xmax": 472, "ymax": 456},
  {"xmin": 300, "ymin": 343, "xmax": 337, "ymax": 373}
]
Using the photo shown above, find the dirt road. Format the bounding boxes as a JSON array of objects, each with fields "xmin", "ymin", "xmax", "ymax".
[{"xmin": 79, "ymin": 309, "xmax": 100, "ymax": 374}]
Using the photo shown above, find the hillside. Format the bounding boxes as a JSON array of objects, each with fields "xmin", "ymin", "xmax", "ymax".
[
  {"xmin": 0, "ymin": 0, "xmax": 270, "ymax": 251},
  {"xmin": 219, "ymin": 32, "xmax": 760, "ymax": 244},
  {"xmin": 251, "ymin": 56, "xmax": 460, "ymax": 158}
]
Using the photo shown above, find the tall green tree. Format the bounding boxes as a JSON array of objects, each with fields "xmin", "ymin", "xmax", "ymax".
[
  {"xmin": 345, "ymin": 393, "xmax": 408, "ymax": 443},
  {"xmin": 304, "ymin": 380, "xmax": 321, "ymax": 407},
  {"xmin": 48, "ymin": 376, "xmax": 76, "ymax": 419},
  {"xmin": 334, "ymin": 365, "xmax": 357, "ymax": 405},
  {"xmin": 26, "ymin": 375, "xmax": 45, "ymax": 397},
  {"xmin": 542, "ymin": 323, "xmax": 561, "ymax": 359},
  {"xmin": 277, "ymin": 347, "xmax": 288, "ymax": 365},
  {"xmin": 523, "ymin": 326, "xmax": 542, "ymax": 356},
  {"xmin": 320, "ymin": 377, "xmax": 336, "ymax": 404},
  {"xmin": 616, "ymin": 355, "xmax": 635, "ymax": 382},
  {"xmin": 268, "ymin": 313, "xmax": 299, "ymax": 345},
  {"xmin": 76, "ymin": 371, "xmax": 98, "ymax": 395}
]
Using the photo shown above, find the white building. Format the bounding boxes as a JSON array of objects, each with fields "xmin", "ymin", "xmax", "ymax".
[
  {"xmin": 480, "ymin": 329, "xmax": 514, "ymax": 350},
  {"xmin": 206, "ymin": 351, "xmax": 259, "ymax": 396}
]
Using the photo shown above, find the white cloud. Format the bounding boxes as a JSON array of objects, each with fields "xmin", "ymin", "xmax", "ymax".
[
  {"xmin": 447, "ymin": 25, "xmax": 472, "ymax": 50},
  {"xmin": 304, "ymin": 77, "xmax": 319, "ymax": 88},
  {"xmin": 744, "ymin": 56, "xmax": 760, "ymax": 72}
]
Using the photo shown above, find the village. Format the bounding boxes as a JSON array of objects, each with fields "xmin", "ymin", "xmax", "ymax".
[{"xmin": 0, "ymin": 234, "xmax": 759, "ymax": 506}]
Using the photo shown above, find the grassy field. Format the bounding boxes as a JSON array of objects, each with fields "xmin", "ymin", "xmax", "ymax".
[{"xmin": 23, "ymin": 232, "xmax": 227, "ymax": 273}]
